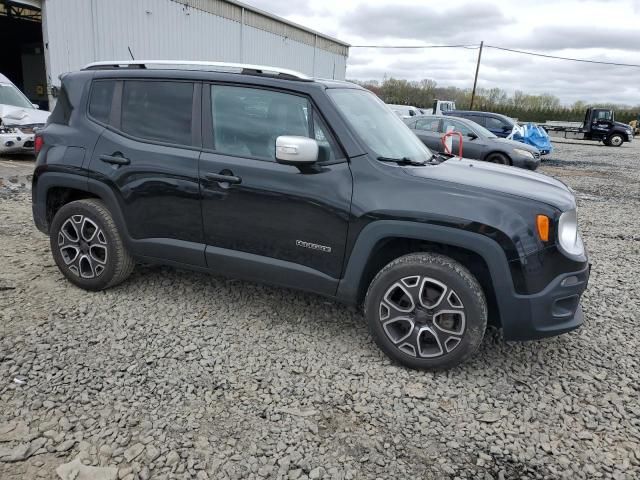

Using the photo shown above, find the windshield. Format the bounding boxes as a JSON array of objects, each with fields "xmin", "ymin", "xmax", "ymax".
[
  {"xmin": 0, "ymin": 83, "xmax": 34, "ymax": 109},
  {"xmin": 328, "ymin": 89, "xmax": 433, "ymax": 163}
]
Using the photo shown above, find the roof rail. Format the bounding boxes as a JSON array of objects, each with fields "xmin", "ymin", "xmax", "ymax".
[{"xmin": 82, "ymin": 60, "xmax": 312, "ymax": 81}]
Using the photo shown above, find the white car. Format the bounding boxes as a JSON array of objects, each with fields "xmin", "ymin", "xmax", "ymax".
[
  {"xmin": 0, "ymin": 73, "xmax": 50, "ymax": 154},
  {"xmin": 387, "ymin": 104, "xmax": 424, "ymax": 119}
]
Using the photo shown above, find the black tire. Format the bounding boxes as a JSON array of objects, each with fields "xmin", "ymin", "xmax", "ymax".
[
  {"xmin": 485, "ymin": 152, "xmax": 511, "ymax": 165},
  {"xmin": 607, "ymin": 133, "xmax": 623, "ymax": 147},
  {"xmin": 364, "ymin": 253, "xmax": 487, "ymax": 370},
  {"xmin": 49, "ymin": 199, "xmax": 134, "ymax": 291}
]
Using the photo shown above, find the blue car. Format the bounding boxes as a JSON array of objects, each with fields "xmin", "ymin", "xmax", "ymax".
[{"xmin": 444, "ymin": 110, "xmax": 551, "ymax": 155}]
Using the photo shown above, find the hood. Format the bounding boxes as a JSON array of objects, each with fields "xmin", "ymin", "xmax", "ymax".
[
  {"xmin": 406, "ymin": 158, "xmax": 575, "ymax": 211},
  {"xmin": 0, "ymin": 104, "xmax": 50, "ymax": 126},
  {"xmin": 493, "ymin": 137, "xmax": 539, "ymax": 152},
  {"xmin": 615, "ymin": 121, "xmax": 632, "ymax": 130}
]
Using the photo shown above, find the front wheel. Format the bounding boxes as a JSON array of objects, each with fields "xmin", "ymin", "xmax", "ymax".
[
  {"xmin": 486, "ymin": 152, "xmax": 511, "ymax": 165},
  {"xmin": 364, "ymin": 253, "xmax": 487, "ymax": 370},
  {"xmin": 50, "ymin": 199, "xmax": 134, "ymax": 291},
  {"xmin": 607, "ymin": 134, "xmax": 623, "ymax": 147}
]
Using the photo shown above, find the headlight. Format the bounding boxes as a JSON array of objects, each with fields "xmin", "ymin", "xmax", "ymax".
[
  {"xmin": 558, "ymin": 209, "xmax": 584, "ymax": 257},
  {"xmin": 626, "ymin": 129, "xmax": 633, "ymax": 134},
  {"xmin": 513, "ymin": 148, "xmax": 535, "ymax": 159}
]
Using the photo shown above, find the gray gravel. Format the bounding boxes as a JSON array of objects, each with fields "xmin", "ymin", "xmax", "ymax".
[{"xmin": 1, "ymin": 141, "xmax": 639, "ymax": 479}]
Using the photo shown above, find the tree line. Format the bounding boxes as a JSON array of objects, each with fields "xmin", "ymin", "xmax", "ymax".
[{"xmin": 351, "ymin": 78, "xmax": 640, "ymax": 124}]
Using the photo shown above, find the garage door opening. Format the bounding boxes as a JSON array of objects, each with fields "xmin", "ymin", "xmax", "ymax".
[{"xmin": 0, "ymin": 0, "xmax": 47, "ymax": 110}]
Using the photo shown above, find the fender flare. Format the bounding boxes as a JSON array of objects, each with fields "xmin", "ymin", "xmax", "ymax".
[{"xmin": 336, "ymin": 220, "xmax": 519, "ymax": 321}]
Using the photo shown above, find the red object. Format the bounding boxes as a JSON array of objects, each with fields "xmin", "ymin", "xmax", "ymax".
[
  {"xmin": 441, "ymin": 131, "xmax": 464, "ymax": 159},
  {"xmin": 34, "ymin": 134, "xmax": 44, "ymax": 155}
]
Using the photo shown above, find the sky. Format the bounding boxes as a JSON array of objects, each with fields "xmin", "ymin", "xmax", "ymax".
[{"xmin": 244, "ymin": 0, "xmax": 640, "ymax": 106}]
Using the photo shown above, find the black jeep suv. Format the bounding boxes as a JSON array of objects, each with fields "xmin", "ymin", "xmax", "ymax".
[{"xmin": 32, "ymin": 61, "xmax": 589, "ymax": 370}]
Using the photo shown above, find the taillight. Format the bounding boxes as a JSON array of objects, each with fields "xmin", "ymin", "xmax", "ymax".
[{"xmin": 34, "ymin": 134, "xmax": 44, "ymax": 155}]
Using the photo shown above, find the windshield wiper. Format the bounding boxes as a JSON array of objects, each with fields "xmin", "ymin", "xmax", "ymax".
[{"xmin": 377, "ymin": 156, "xmax": 427, "ymax": 166}]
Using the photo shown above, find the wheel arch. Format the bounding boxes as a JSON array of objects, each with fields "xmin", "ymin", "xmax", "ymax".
[
  {"xmin": 337, "ymin": 221, "xmax": 518, "ymax": 327},
  {"xmin": 483, "ymin": 150, "xmax": 512, "ymax": 165}
]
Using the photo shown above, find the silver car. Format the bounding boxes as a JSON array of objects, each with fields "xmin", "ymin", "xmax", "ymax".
[{"xmin": 404, "ymin": 115, "xmax": 541, "ymax": 170}]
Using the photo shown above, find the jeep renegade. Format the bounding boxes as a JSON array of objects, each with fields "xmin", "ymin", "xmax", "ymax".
[{"xmin": 32, "ymin": 61, "xmax": 589, "ymax": 370}]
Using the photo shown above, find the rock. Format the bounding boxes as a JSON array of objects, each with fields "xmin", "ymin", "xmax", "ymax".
[
  {"xmin": 0, "ymin": 422, "xmax": 29, "ymax": 442},
  {"xmin": 0, "ymin": 443, "xmax": 30, "ymax": 462},
  {"xmin": 56, "ymin": 458, "xmax": 118, "ymax": 480},
  {"xmin": 477, "ymin": 413, "xmax": 502, "ymax": 423},
  {"xmin": 404, "ymin": 383, "xmax": 428, "ymax": 399},
  {"xmin": 166, "ymin": 450, "xmax": 180, "ymax": 466},
  {"xmin": 309, "ymin": 466, "xmax": 325, "ymax": 479},
  {"xmin": 123, "ymin": 443, "xmax": 144, "ymax": 462},
  {"xmin": 145, "ymin": 444, "xmax": 160, "ymax": 462},
  {"xmin": 57, "ymin": 439, "xmax": 76, "ymax": 453}
]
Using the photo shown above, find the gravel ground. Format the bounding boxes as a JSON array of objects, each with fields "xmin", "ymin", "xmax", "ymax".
[{"xmin": 1, "ymin": 141, "xmax": 639, "ymax": 480}]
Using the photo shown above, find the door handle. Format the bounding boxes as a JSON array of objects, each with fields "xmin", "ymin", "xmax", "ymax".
[
  {"xmin": 99, "ymin": 154, "xmax": 130, "ymax": 165},
  {"xmin": 204, "ymin": 172, "xmax": 242, "ymax": 185}
]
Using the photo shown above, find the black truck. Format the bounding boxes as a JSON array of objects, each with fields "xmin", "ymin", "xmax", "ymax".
[
  {"xmin": 32, "ymin": 60, "xmax": 589, "ymax": 370},
  {"xmin": 542, "ymin": 107, "xmax": 633, "ymax": 146}
]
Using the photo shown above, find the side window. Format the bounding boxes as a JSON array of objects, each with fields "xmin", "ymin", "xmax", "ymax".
[
  {"xmin": 121, "ymin": 81, "xmax": 193, "ymax": 146},
  {"xmin": 415, "ymin": 118, "xmax": 440, "ymax": 132},
  {"xmin": 88, "ymin": 80, "xmax": 115, "ymax": 125},
  {"xmin": 312, "ymin": 111, "xmax": 343, "ymax": 162},
  {"xmin": 485, "ymin": 117, "xmax": 505, "ymax": 130},
  {"xmin": 442, "ymin": 119, "xmax": 473, "ymax": 136},
  {"xmin": 211, "ymin": 85, "xmax": 323, "ymax": 162},
  {"xmin": 469, "ymin": 115, "xmax": 486, "ymax": 127}
]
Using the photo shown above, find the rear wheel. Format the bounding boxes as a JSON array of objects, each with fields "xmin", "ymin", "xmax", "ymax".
[
  {"xmin": 607, "ymin": 133, "xmax": 623, "ymax": 147},
  {"xmin": 486, "ymin": 152, "xmax": 511, "ymax": 165},
  {"xmin": 50, "ymin": 199, "xmax": 134, "ymax": 291},
  {"xmin": 364, "ymin": 253, "xmax": 487, "ymax": 370}
]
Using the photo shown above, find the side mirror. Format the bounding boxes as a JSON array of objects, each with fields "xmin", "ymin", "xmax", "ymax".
[
  {"xmin": 275, "ymin": 136, "xmax": 318, "ymax": 165},
  {"xmin": 467, "ymin": 132, "xmax": 478, "ymax": 140},
  {"xmin": 32, "ymin": 104, "xmax": 40, "ymax": 109}
]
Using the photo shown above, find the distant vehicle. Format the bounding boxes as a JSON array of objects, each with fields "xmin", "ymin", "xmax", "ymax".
[
  {"xmin": 442, "ymin": 109, "xmax": 551, "ymax": 155},
  {"xmin": 426, "ymin": 99, "xmax": 456, "ymax": 116},
  {"xmin": 629, "ymin": 116, "xmax": 639, "ymax": 136},
  {"xmin": 541, "ymin": 108, "xmax": 633, "ymax": 147},
  {"xmin": 0, "ymin": 73, "xmax": 50, "ymax": 154},
  {"xmin": 404, "ymin": 115, "xmax": 541, "ymax": 170},
  {"xmin": 388, "ymin": 104, "xmax": 424, "ymax": 118}
]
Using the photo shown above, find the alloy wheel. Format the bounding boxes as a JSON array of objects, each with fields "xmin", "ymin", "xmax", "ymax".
[
  {"xmin": 57, "ymin": 215, "xmax": 108, "ymax": 279},
  {"xmin": 379, "ymin": 275, "xmax": 466, "ymax": 358}
]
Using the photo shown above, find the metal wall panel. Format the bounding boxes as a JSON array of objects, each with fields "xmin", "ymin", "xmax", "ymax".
[{"xmin": 42, "ymin": 0, "xmax": 348, "ymax": 104}]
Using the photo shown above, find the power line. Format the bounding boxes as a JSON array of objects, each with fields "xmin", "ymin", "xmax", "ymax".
[
  {"xmin": 350, "ymin": 42, "xmax": 640, "ymax": 68},
  {"xmin": 484, "ymin": 45, "xmax": 640, "ymax": 68}
]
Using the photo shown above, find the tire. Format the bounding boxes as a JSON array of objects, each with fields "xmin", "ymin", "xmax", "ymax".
[
  {"xmin": 364, "ymin": 253, "xmax": 487, "ymax": 370},
  {"xmin": 485, "ymin": 152, "xmax": 511, "ymax": 165},
  {"xmin": 607, "ymin": 134, "xmax": 623, "ymax": 147},
  {"xmin": 49, "ymin": 199, "xmax": 134, "ymax": 291}
]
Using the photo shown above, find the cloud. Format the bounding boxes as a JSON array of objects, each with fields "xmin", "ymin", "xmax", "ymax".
[
  {"xmin": 343, "ymin": 2, "xmax": 513, "ymax": 42},
  {"xmin": 512, "ymin": 26, "xmax": 640, "ymax": 51}
]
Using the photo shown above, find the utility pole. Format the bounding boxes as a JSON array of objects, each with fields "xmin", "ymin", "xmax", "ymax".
[{"xmin": 470, "ymin": 41, "xmax": 484, "ymax": 110}]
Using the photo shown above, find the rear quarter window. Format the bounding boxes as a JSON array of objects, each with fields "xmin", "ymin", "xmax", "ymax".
[
  {"xmin": 47, "ymin": 86, "xmax": 72, "ymax": 125},
  {"xmin": 88, "ymin": 80, "xmax": 116, "ymax": 125}
]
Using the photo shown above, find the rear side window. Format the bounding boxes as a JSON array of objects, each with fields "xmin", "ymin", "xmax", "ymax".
[
  {"xmin": 88, "ymin": 80, "xmax": 115, "ymax": 124},
  {"xmin": 485, "ymin": 117, "xmax": 506, "ymax": 130},
  {"xmin": 415, "ymin": 118, "xmax": 440, "ymax": 132},
  {"xmin": 121, "ymin": 81, "xmax": 193, "ymax": 146}
]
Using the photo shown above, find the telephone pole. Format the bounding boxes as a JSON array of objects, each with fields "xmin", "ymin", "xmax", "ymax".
[{"xmin": 470, "ymin": 41, "xmax": 484, "ymax": 110}]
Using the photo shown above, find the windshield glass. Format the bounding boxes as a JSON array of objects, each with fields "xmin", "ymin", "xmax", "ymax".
[
  {"xmin": 0, "ymin": 83, "xmax": 33, "ymax": 109},
  {"xmin": 328, "ymin": 89, "xmax": 433, "ymax": 163}
]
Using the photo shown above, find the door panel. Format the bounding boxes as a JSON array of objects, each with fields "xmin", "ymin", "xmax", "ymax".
[
  {"xmin": 87, "ymin": 80, "xmax": 204, "ymax": 266},
  {"xmin": 199, "ymin": 84, "xmax": 353, "ymax": 286}
]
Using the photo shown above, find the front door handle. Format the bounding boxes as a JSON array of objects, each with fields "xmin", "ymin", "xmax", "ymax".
[
  {"xmin": 204, "ymin": 172, "xmax": 242, "ymax": 185},
  {"xmin": 100, "ymin": 154, "xmax": 130, "ymax": 165}
]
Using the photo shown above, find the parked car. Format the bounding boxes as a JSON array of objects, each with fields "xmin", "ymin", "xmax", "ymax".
[
  {"xmin": 404, "ymin": 115, "xmax": 541, "ymax": 169},
  {"xmin": 388, "ymin": 104, "xmax": 424, "ymax": 118},
  {"xmin": 444, "ymin": 109, "xmax": 552, "ymax": 155},
  {"xmin": 0, "ymin": 73, "xmax": 50, "ymax": 154},
  {"xmin": 32, "ymin": 60, "xmax": 589, "ymax": 370}
]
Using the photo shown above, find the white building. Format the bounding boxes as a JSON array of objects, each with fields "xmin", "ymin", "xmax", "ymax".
[{"xmin": 0, "ymin": 0, "xmax": 349, "ymax": 109}]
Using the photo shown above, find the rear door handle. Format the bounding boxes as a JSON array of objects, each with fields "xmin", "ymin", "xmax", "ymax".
[
  {"xmin": 204, "ymin": 173, "xmax": 242, "ymax": 185},
  {"xmin": 99, "ymin": 154, "xmax": 130, "ymax": 165}
]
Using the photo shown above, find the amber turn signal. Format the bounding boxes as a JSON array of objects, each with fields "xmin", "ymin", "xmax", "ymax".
[{"xmin": 536, "ymin": 215, "xmax": 550, "ymax": 242}]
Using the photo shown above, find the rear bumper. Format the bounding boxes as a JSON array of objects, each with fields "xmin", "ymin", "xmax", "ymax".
[{"xmin": 501, "ymin": 264, "xmax": 590, "ymax": 341}]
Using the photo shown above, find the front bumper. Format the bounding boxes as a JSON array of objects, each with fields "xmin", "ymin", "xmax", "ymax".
[
  {"xmin": 501, "ymin": 264, "xmax": 590, "ymax": 341},
  {"xmin": 0, "ymin": 130, "xmax": 35, "ymax": 154}
]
